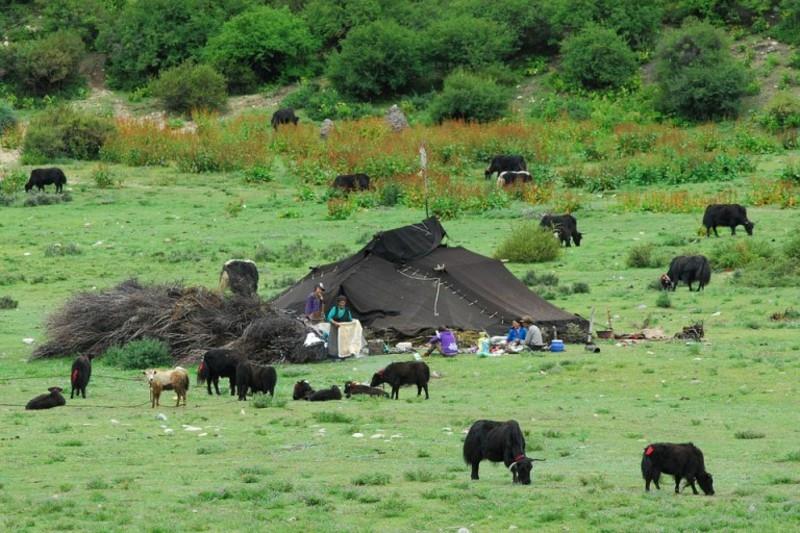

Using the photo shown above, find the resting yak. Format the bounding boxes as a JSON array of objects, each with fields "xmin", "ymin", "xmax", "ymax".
[
  {"xmin": 661, "ymin": 255, "xmax": 711, "ymax": 292},
  {"xmin": 485, "ymin": 155, "xmax": 527, "ymax": 179},
  {"xmin": 463, "ymin": 420, "xmax": 543, "ymax": 484},
  {"xmin": 702, "ymin": 204, "xmax": 754, "ymax": 237}
]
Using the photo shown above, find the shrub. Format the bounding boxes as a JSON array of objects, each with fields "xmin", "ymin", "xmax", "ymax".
[
  {"xmin": 0, "ymin": 169, "xmax": 27, "ymax": 195},
  {"xmin": 572, "ymin": 282, "xmax": 590, "ymax": 293},
  {"xmin": 150, "ymin": 62, "xmax": 227, "ymax": 114},
  {"xmin": 760, "ymin": 92, "xmax": 800, "ymax": 133},
  {"xmin": 626, "ymin": 244, "xmax": 663, "ymax": 268},
  {"xmin": 429, "ymin": 70, "xmax": 510, "ymax": 123},
  {"xmin": 734, "ymin": 430, "xmax": 766, "ymax": 439},
  {"xmin": 44, "ymin": 243, "xmax": 82, "ymax": 257},
  {"xmin": 281, "ymin": 81, "xmax": 373, "ymax": 121},
  {"xmin": 378, "ymin": 182, "xmax": 402, "ymax": 207},
  {"xmin": 772, "ymin": 0, "xmax": 800, "ymax": 45},
  {"xmin": 22, "ymin": 106, "xmax": 114, "ymax": 162},
  {"xmin": 352, "ymin": 473, "xmax": 390, "ymax": 486},
  {"xmin": 8, "ymin": 31, "xmax": 85, "ymax": 96},
  {"xmin": 656, "ymin": 292, "xmax": 671, "ymax": 308},
  {"xmin": 204, "ymin": 6, "xmax": 319, "ymax": 94},
  {"xmin": 0, "ymin": 103, "xmax": 17, "ymax": 135},
  {"xmin": 252, "ymin": 394, "xmax": 286, "ymax": 409},
  {"xmin": 654, "ymin": 20, "xmax": 751, "ymax": 120},
  {"xmin": 102, "ymin": 338, "xmax": 172, "ymax": 369},
  {"xmin": 425, "ymin": 15, "xmax": 515, "ymax": 78},
  {"xmin": 328, "ymin": 21, "xmax": 424, "ymax": 99},
  {"xmin": 91, "ymin": 164, "xmax": 117, "ymax": 189},
  {"xmin": 494, "ymin": 223, "xmax": 561, "ymax": 263},
  {"xmin": 710, "ymin": 239, "xmax": 773, "ymax": 270},
  {"xmin": 559, "ymin": 23, "xmax": 638, "ymax": 90},
  {"xmin": 0, "ymin": 296, "xmax": 18, "ymax": 310},
  {"xmin": 241, "ymin": 165, "xmax": 274, "ymax": 184},
  {"xmin": 327, "ymin": 197, "xmax": 356, "ymax": 220}
]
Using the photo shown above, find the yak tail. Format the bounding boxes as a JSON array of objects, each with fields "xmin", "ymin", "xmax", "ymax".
[
  {"xmin": 197, "ymin": 360, "xmax": 207, "ymax": 385},
  {"xmin": 699, "ymin": 260, "xmax": 711, "ymax": 286}
]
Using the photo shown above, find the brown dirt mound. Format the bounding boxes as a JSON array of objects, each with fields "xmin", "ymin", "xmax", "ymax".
[{"xmin": 31, "ymin": 279, "xmax": 321, "ymax": 364}]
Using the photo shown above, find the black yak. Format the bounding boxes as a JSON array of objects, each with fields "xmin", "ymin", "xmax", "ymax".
[
  {"xmin": 641, "ymin": 442, "xmax": 714, "ymax": 495},
  {"xmin": 271, "ymin": 108, "xmax": 298, "ymax": 129},
  {"xmin": 702, "ymin": 204, "xmax": 754, "ymax": 237},
  {"xmin": 235, "ymin": 361, "xmax": 277, "ymax": 400},
  {"xmin": 25, "ymin": 168, "xmax": 67, "ymax": 193},
  {"xmin": 70, "ymin": 355, "xmax": 91, "ymax": 399},
  {"xmin": 308, "ymin": 385, "xmax": 342, "ymax": 401},
  {"xmin": 540, "ymin": 214, "xmax": 582, "ymax": 247},
  {"xmin": 485, "ymin": 155, "xmax": 527, "ymax": 179},
  {"xmin": 661, "ymin": 255, "xmax": 711, "ymax": 292},
  {"xmin": 463, "ymin": 420, "xmax": 543, "ymax": 484},
  {"xmin": 26, "ymin": 387, "xmax": 66, "ymax": 410},
  {"xmin": 332, "ymin": 173, "xmax": 370, "ymax": 192},
  {"xmin": 197, "ymin": 349, "xmax": 239, "ymax": 396},
  {"xmin": 293, "ymin": 380, "xmax": 314, "ymax": 400},
  {"xmin": 344, "ymin": 381, "xmax": 389, "ymax": 398},
  {"xmin": 370, "ymin": 361, "xmax": 430, "ymax": 400}
]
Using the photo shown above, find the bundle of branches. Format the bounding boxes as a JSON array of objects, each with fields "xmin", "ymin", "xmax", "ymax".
[
  {"xmin": 230, "ymin": 316, "xmax": 325, "ymax": 364},
  {"xmin": 31, "ymin": 279, "xmax": 311, "ymax": 363}
]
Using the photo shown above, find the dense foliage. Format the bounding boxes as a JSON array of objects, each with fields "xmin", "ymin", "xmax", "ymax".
[
  {"xmin": 560, "ymin": 24, "xmax": 639, "ymax": 90},
  {"xmin": 654, "ymin": 20, "xmax": 752, "ymax": 120},
  {"xmin": 429, "ymin": 71, "xmax": 510, "ymax": 123},
  {"xmin": 22, "ymin": 106, "xmax": 114, "ymax": 163},
  {"xmin": 204, "ymin": 6, "xmax": 319, "ymax": 94},
  {"xmin": 3, "ymin": 31, "xmax": 85, "ymax": 97},
  {"xmin": 150, "ymin": 62, "xmax": 227, "ymax": 114}
]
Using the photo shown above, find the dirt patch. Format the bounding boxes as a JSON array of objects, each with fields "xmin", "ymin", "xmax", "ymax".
[{"xmin": 226, "ymin": 84, "xmax": 297, "ymax": 117}]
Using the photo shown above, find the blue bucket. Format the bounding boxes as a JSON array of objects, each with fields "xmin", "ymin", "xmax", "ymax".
[{"xmin": 550, "ymin": 339, "xmax": 565, "ymax": 352}]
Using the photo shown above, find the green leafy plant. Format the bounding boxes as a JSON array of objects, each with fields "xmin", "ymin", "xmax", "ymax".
[
  {"xmin": 102, "ymin": 338, "xmax": 172, "ymax": 369},
  {"xmin": 92, "ymin": 164, "xmax": 118, "ymax": 189},
  {"xmin": 149, "ymin": 61, "xmax": 227, "ymax": 114},
  {"xmin": 494, "ymin": 223, "xmax": 561, "ymax": 263},
  {"xmin": 560, "ymin": 23, "xmax": 638, "ymax": 90},
  {"xmin": 429, "ymin": 70, "xmax": 510, "ymax": 123},
  {"xmin": 22, "ymin": 105, "xmax": 114, "ymax": 163}
]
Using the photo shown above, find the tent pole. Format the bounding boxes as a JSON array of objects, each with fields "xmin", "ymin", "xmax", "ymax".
[{"xmin": 420, "ymin": 142, "xmax": 429, "ymax": 218}]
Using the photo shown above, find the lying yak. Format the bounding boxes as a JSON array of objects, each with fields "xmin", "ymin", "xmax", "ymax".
[
  {"xmin": 661, "ymin": 255, "xmax": 711, "ymax": 292},
  {"xmin": 642, "ymin": 442, "xmax": 714, "ymax": 495},
  {"xmin": 702, "ymin": 203, "xmax": 754, "ymax": 237},
  {"xmin": 26, "ymin": 387, "xmax": 66, "ymax": 410},
  {"xmin": 292, "ymin": 380, "xmax": 342, "ymax": 401},
  {"xmin": 235, "ymin": 361, "xmax": 277, "ymax": 400},
  {"xmin": 70, "ymin": 355, "xmax": 91, "ymax": 399},
  {"xmin": 370, "ymin": 361, "xmax": 430, "ymax": 400},
  {"xmin": 463, "ymin": 419, "xmax": 543, "ymax": 484},
  {"xmin": 344, "ymin": 381, "xmax": 389, "ymax": 398}
]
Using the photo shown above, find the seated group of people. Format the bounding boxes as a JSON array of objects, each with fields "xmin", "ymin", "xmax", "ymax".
[{"xmin": 305, "ymin": 282, "xmax": 546, "ymax": 357}]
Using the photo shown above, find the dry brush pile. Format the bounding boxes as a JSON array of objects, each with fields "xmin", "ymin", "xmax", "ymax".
[{"xmin": 31, "ymin": 279, "xmax": 320, "ymax": 364}]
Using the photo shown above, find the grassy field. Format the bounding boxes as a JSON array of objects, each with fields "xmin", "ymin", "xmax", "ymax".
[{"xmin": 1, "ymin": 159, "xmax": 799, "ymax": 532}]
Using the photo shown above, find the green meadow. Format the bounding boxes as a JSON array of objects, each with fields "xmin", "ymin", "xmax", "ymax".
[{"xmin": 1, "ymin": 160, "xmax": 799, "ymax": 532}]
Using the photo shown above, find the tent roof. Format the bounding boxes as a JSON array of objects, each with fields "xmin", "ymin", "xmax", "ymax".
[{"xmin": 271, "ymin": 218, "xmax": 587, "ymax": 336}]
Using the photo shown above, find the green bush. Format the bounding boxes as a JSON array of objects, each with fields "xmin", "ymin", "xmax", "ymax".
[
  {"xmin": 559, "ymin": 23, "xmax": 638, "ymax": 91},
  {"xmin": 22, "ymin": 106, "xmax": 114, "ymax": 162},
  {"xmin": 44, "ymin": 243, "xmax": 82, "ymax": 257},
  {"xmin": 572, "ymin": 282, "xmax": 590, "ymax": 294},
  {"xmin": 780, "ymin": 159, "xmax": 800, "ymax": 183},
  {"xmin": 425, "ymin": 15, "xmax": 515, "ymax": 79},
  {"xmin": 102, "ymin": 338, "xmax": 172, "ymax": 369},
  {"xmin": 654, "ymin": 20, "xmax": 751, "ymax": 120},
  {"xmin": 99, "ymin": 0, "xmax": 243, "ymax": 90},
  {"xmin": 282, "ymin": 81, "xmax": 373, "ymax": 121},
  {"xmin": 328, "ymin": 21, "xmax": 424, "ymax": 99},
  {"xmin": 91, "ymin": 164, "xmax": 117, "ymax": 189},
  {"xmin": 656, "ymin": 292, "xmax": 671, "ymax": 308},
  {"xmin": 241, "ymin": 165, "xmax": 274, "ymax": 184},
  {"xmin": 529, "ymin": 94, "xmax": 593, "ymax": 121},
  {"xmin": 0, "ymin": 169, "xmax": 27, "ymax": 195},
  {"xmin": 0, "ymin": 296, "xmax": 18, "ymax": 310},
  {"xmin": 429, "ymin": 70, "xmax": 510, "ymax": 123},
  {"xmin": 494, "ymin": 223, "xmax": 561, "ymax": 263},
  {"xmin": 7, "ymin": 31, "xmax": 85, "ymax": 96},
  {"xmin": 760, "ymin": 92, "xmax": 800, "ymax": 133},
  {"xmin": 773, "ymin": 0, "xmax": 800, "ymax": 45},
  {"xmin": 601, "ymin": 0, "xmax": 663, "ymax": 51},
  {"xmin": 710, "ymin": 239, "xmax": 773, "ymax": 270},
  {"xmin": 204, "ymin": 6, "xmax": 319, "ymax": 94},
  {"xmin": 0, "ymin": 103, "xmax": 17, "ymax": 135},
  {"xmin": 626, "ymin": 244, "xmax": 664, "ymax": 268},
  {"xmin": 150, "ymin": 62, "xmax": 227, "ymax": 115}
]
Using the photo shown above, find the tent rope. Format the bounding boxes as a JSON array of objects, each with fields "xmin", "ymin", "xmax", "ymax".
[{"xmin": 396, "ymin": 269, "xmax": 442, "ymax": 317}]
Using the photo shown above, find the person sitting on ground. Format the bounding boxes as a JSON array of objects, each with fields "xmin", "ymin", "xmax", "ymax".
[
  {"xmin": 521, "ymin": 315, "xmax": 546, "ymax": 351},
  {"xmin": 424, "ymin": 325, "xmax": 459, "ymax": 357},
  {"xmin": 506, "ymin": 319, "xmax": 527, "ymax": 345},
  {"xmin": 304, "ymin": 282, "xmax": 325, "ymax": 322}
]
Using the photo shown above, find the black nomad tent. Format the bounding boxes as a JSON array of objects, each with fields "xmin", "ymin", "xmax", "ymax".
[{"xmin": 271, "ymin": 218, "xmax": 588, "ymax": 337}]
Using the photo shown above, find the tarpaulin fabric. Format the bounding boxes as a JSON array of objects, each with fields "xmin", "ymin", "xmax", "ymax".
[{"xmin": 271, "ymin": 218, "xmax": 587, "ymax": 337}]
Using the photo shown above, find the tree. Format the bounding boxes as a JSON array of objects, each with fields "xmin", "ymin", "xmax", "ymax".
[
  {"xmin": 654, "ymin": 20, "xmax": 751, "ymax": 120},
  {"xmin": 429, "ymin": 70, "xmax": 510, "ymax": 123},
  {"xmin": 9, "ymin": 31, "xmax": 86, "ymax": 96},
  {"xmin": 204, "ymin": 6, "xmax": 319, "ymax": 94},
  {"xmin": 150, "ymin": 62, "xmax": 227, "ymax": 114},
  {"xmin": 560, "ymin": 24, "xmax": 638, "ymax": 91},
  {"xmin": 425, "ymin": 15, "xmax": 515, "ymax": 79},
  {"xmin": 327, "ymin": 20, "xmax": 425, "ymax": 99}
]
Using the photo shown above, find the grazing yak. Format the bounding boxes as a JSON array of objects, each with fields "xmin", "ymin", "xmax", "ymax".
[
  {"xmin": 271, "ymin": 108, "xmax": 299, "ymax": 129},
  {"xmin": 198, "ymin": 348, "xmax": 239, "ymax": 396},
  {"xmin": 144, "ymin": 367, "xmax": 189, "ymax": 408},
  {"xmin": 332, "ymin": 173, "xmax": 370, "ymax": 193},
  {"xmin": 540, "ymin": 214, "xmax": 582, "ymax": 247},
  {"xmin": 463, "ymin": 420, "xmax": 543, "ymax": 484},
  {"xmin": 496, "ymin": 171, "xmax": 532, "ymax": 187},
  {"xmin": 661, "ymin": 255, "xmax": 711, "ymax": 292},
  {"xmin": 344, "ymin": 381, "xmax": 389, "ymax": 398},
  {"xmin": 235, "ymin": 361, "xmax": 277, "ymax": 400},
  {"xmin": 641, "ymin": 442, "xmax": 714, "ymax": 495},
  {"xmin": 485, "ymin": 155, "xmax": 527, "ymax": 179},
  {"xmin": 70, "ymin": 355, "xmax": 91, "ymax": 399},
  {"xmin": 25, "ymin": 168, "xmax": 67, "ymax": 193},
  {"xmin": 25, "ymin": 387, "xmax": 66, "ymax": 410},
  {"xmin": 370, "ymin": 361, "xmax": 430, "ymax": 400},
  {"xmin": 703, "ymin": 204, "xmax": 754, "ymax": 237}
]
